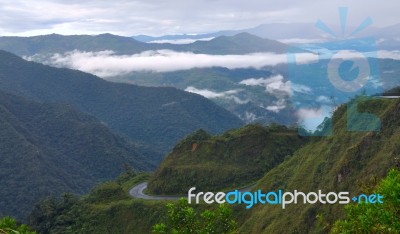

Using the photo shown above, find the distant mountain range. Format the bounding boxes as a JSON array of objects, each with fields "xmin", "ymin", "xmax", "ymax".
[
  {"xmin": 133, "ymin": 23, "xmax": 325, "ymax": 42},
  {"xmin": 0, "ymin": 32, "xmax": 291, "ymax": 56},
  {"xmin": 133, "ymin": 23, "xmax": 400, "ymax": 50}
]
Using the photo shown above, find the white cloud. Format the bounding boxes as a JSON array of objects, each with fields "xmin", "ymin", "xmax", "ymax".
[
  {"xmin": 185, "ymin": 86, "xmax": 231, "ymax": 98},
  {"xmin": 260, "ymin": 99, "xmax": 286, "ymax": 113},
  {"xmin": 279, "ymin": 38, "xmax": 326, "ymax": 44},
  {"xmin": 239, "ymin": 75, "xmax": 313, "ymax": 113},
  {"xmin": 291, "ymin": 83, "xmax": 312, "ymax": 94},
  {"xmin": 239, "ymin": 75, "xmax": 311, "ymax": 97},
  {"xmin": 296, "ymin": 106, "xmax": 332, "ymax": 131},
  {"xmin": 266, "ymin": 105, "xmax": 283, "ymax": 113},
  {"xmin": 184, "ymin": 86, "xmax": 248, "ymax": 104},
  {"xmin": 316, "ymin": 95, "xmax": 331, "ymax": 103},
  {"xmin": 24, "ymin": 49, "xmax": 400, "ymax": 79},
  {"xmin": 25, "ymin": 50, "xmax": 318, "ymax": 76},
  {"xmin": 239, "ymin": 76, "xmax": 278, "ymax": 86},
  {"xmin": 316, "ymin": 50, "xmax": 400, "ymax": 61},
  {"xmin": 242, "ymin": 112, "xmax": 257, "ymax": 122},
  {"xmin": 297, "ymin": 107, "xmax": 325, "ymax": 119},
  {"xmin": 148, "ymin": 37, "xmax": 215, "ymax": 44},
  {"xmin": 377, "ymin": 50, "xmax": 400, "ymax": 60}
]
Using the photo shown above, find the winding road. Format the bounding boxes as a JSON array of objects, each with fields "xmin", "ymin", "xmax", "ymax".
[
  {"xmin": 129, "ymin": 182, "xmax": 255, "ymax": 200},
  {"xmin": 129, "ymin": 182, "xmax": 181, "ymax": 200}
]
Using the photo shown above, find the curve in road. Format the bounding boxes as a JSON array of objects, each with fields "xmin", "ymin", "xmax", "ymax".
[
  {"xmin": 129, "ymin": 182, "xmax": 255, "ymax": 200},
  {"xmin": 129, "ymin": 182, "xmax": 180, "ymax": 200}
]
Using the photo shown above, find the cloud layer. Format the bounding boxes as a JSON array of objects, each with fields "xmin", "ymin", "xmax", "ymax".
[
  {"xmin": 28, "ymin": 50, "xmax": 319, "ymax": 77},
  {"xmin": 185, "ymin": 87, "xmax": 248, "ymax": 104},
  {"xmin": 239, "ymin": 75, "xmax": 311, "ymax": 97},
  {"xmin": 26, "ymin": 49, "xmax": 400, "ymax": 78},
  {"xmin": 148, "ymin": 37, "xmax": 215, "ymax": 44}
]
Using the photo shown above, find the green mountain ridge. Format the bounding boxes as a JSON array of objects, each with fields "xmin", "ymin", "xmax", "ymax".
[
  {"xmin": 148, "ymin": 124, "xmax": 307, "ymax": 194},
  {"xmin": 0, "ymin": 33, "xmax": 152, "ymax": 56},
  {"xmin": 0, "ymin": 50, "xmax": 243, "ymax": 156},
  {"xmin": 0, "ymin": 33, "xmax": 292, "ymax": 56},
  {"xmin": 240, "ymin": 97, "xmax": 400, "ymax": 233},
  {"xmin": 178, "ymin": 33, "xmax": 292, "ymax": 55},
  {"xmin": 0, "ymin": 90, "xmax": 153, "ymax": 220}
]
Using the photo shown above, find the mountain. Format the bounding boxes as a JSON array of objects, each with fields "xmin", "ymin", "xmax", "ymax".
[
  {"xmin": 0, "ymin": 50, "xmax": 243, "ymax": 155},
  {"xmin": 133, "ymin": 33, "xmax": 226, "ymax": 43},
  {"xmin": 23, "ymin": 96, "xmax": 400, "ymax": 233},
  {"xmin": 240, "ymin": 97, "xmax": 400, "ymax": 233},
  {"xmin": 133, "ymin": 23, "xmax": 399, "ymax": 43},
  {"xmin": 0, "ymin": 90, "xmax": 154, "ymax": 220},
  {"xmin": 0, "ymin": 33, "xmax": 153, "ymax": 56},
  {"xmin": 148, "ymin": 124, "xmax": 307, "ymax": 194},
  {"xmin": 0, "ymin": 34, "xmax": 304, "ymax": 127},
  {"xmin": 0, "ymin": 33, "xmax": 294, "ymax": 57},
  {"xmin": 178, "ymin": 33, "xmax": 292, "ymax": 55},
  {"xmin": 133, "ymin": 23, "xmax": 323, "ymax": 42},
  {"xmin": 133, "ymin": 23, "xmax": 400, "ymax": 51},
  {"xmin": 114, "ymin": 67, "xmax": 298, "ymax": 125}
]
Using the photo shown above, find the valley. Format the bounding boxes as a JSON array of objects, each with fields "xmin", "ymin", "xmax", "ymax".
[{"xmin": 0, "ymin": 4, "xmax": 399, "ymax": 232}]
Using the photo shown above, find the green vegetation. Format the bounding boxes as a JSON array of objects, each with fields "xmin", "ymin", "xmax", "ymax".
[
  {"xmin": 331, "ymin": 169, "xmax": 400, "ymax": 233},
  {"xmin": 22, "ymin": 97, "xmax": 400, "ymax": 233},
  {"xmin": 153, "ymin": 198, "xmax": 237, "ymax": 234},
  {"xmin": 27, "ymin": 172, "xmax": 239, "ymax": 234},
  {"xmin": 28, "ymin": 173, "xmax": 172, "ymax": 233},
  {"xmin": 240, "ymin": 98, "xmax": 400, "ymax": 233},
  {"xmin": 0, "ymin": 217, "xmax": 35, "ymax": 234},
  {"xmin": 0, "ymin": 50, "xmax": 243, "ymax": 156},
  {"xmin": 0, "ymin": 91, "xmax": 153, "ymax": 220},
  {"xmin": 148, "ymin": 124, "xmax": 307, "ymax": 194},
  {"xmin": 384, "ymin": 85, "xmax": 400, "ymax": 96}
]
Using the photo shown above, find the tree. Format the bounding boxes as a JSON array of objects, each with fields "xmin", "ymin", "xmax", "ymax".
[
  {"xmin": 28, "ymin": 193, "xmax": 80, "ymax": 233},
  {"xmin": 0, "ymin": 216, "xmax": 36, "ymax": 234},
  {"xmin": 331, "ymin": 169, "xmax": 400, "ymax": 233},
  {"xmin": 153, "ymin": 198, "xmax": 237, "ymax": 234}
]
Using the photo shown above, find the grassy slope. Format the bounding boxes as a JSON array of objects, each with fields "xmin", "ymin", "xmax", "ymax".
[
  {"xmin": 240, "ymin": 98, "xmax": 400, "ymax": 233},
  {"xmin": 148, "ymin": 124, "xmax": 307, "ymax": 194}
]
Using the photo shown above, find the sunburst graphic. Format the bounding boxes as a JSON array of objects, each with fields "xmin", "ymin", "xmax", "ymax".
[{"xmin": 315, "ymin": 7, "xmax": 373, "ymax": 38}]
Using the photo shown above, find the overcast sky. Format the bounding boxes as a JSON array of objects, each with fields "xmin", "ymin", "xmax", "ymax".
[{"xmin": 0, "ymin": 0, "xmax": 398, "ymax": 36}]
